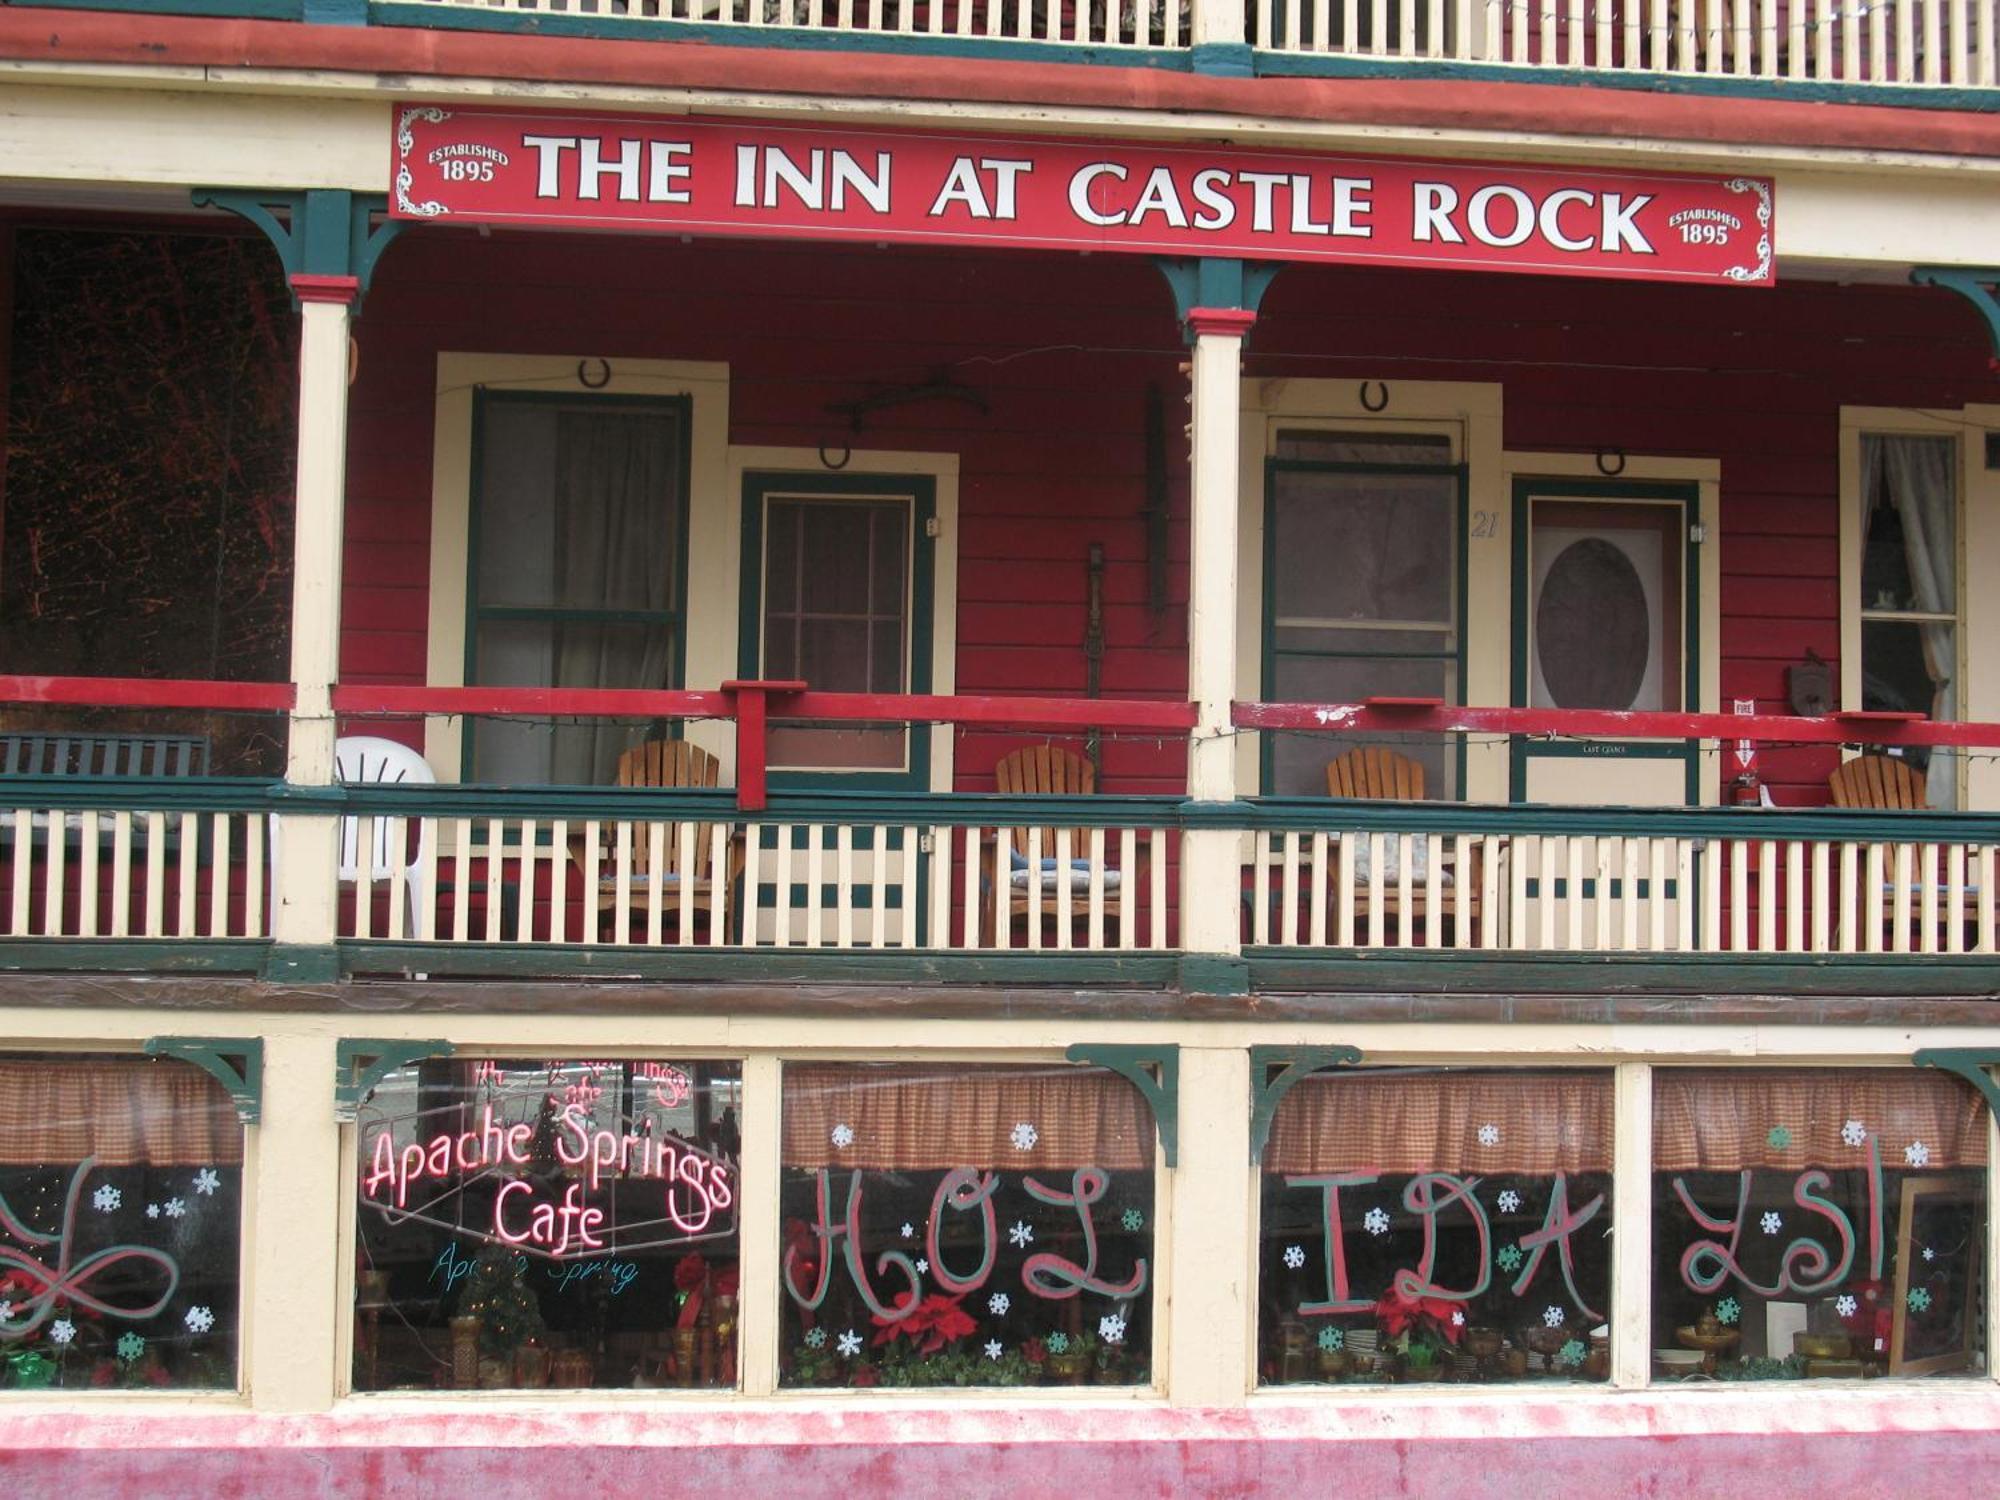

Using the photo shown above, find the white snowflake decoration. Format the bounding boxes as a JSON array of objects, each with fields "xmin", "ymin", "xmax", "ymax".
[
  {"xmin": 1010, "ymin": 1121, "xmax": 1039, "ymax": 1151},
  {"xmin": 984, "ymin": 1340, "xmax": 1004, "ymax": 1361},
  {"xmin": 805, "ymin": 1327, "xmax": 827, "ymax": 1349},
  {"xmin": 145, "ymin": 1204, "xmax": 160, "ymax": 1219},
  {"xmin": 989, "ymin": 1293, "xmax": 1011, "ymax": 1316},
  {"xmin": 1099, "ymin": 1314, "xmax": 1127, "ymax": 1345},
  {"xmin": 91, "ymin": 1184, "xmax": 120, "ymax": 1214},
  {"xmin": 1496, "ymin": 1190, "xmax": 1522, "ymax": 1214},
  {"xmin": 900, "ymin": 1222, "xmax": 915, "ymax": 1240},
  {"xmin": 1362, "ymin": 1207, "xmax": 1391, "ymax": 1236},
  {"xmin": 185, "ymin": 1305, "xmax": 215, "ymax": 1335},
  {"xmin": 1841, "ymin": 1119, "xmax": 1868, "ymax": 1148},
  {"xmin": 48, "ymin": 1319, "xmax": 75, "ymax": 1346},
  {"xmin": 1477, "ymin": 1123, "xmax": 1501, "ymax": 1147},
  {"xmin": 1283, "ymin": 1245, "xmax": 1306, "ymax": 1269},
  {"xmin": 1543, "ymin": 1306, "xmax": 1565, "ymax": 1328},
  {"xmin": 1835, "ymin": 1294, "xmax": 1858, "ymax": 1318},
  {"xmin": 1760, "ymin": 1211, "xmax": 1784, "ymax": 1235},
  {"xmin": 915, "ymin": 1259, "xmax": 930, "ymax": 1275},
  {"xmin": 0, "ymin": 1301, "xmax": 12, "ymax": 1322},
  {"xmin": 1008, "ymin": 1220, "xmax": 1034, "ymax": 1249},
  {"xmin": 830, "ymin": 1124, "xmax": 855, "ymax": 1149},
  {"xmin": 1451, "ymin": 1309, "xmax": 1465, "ymax": 1326},
  {"xmin": 1905, "ymin": 1141, "xmax": 1931, "ymax": 1168},
  {"xmin": 836, "ymin": 1330, "xmax": 862, "ymax": 1358},
  {"xmin": 164, "ymin": 1198, "xmax": 187, "ymax": 1219},
  {"xmin": 1923, "ymin": 1246, "xmax": 1936, "ymax": 1262},
  {"xmin": 192, "ymin": 1168, "xmax": 221, "ymax": 1197}
]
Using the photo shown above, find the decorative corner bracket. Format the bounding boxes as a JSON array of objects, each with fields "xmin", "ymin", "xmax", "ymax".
[
  {"xmin": 1248, "ymin": 1045, "xmax": 1363, "ymax": 1165},
  {"xmin": 190, "ymin": 188, "xmax": 404, "ymax": 312},
  {"xmin": 1066, "ymin": 1043, "xmax": 1180, "ymax": 1168},
  {"xmin": 1154, "ymin": 257, "xmax": 1283, "ymax": 347},
  {"xmin": 1912, "ymin": 1047, "xmax": 2000, "ymax": 1120},
  {"xmin": 1910, "ymin": 267, "xmax": 2000, "ymax": 366},
  {"xmin": 143, "ymin": 1037, "xmax": 265, "ymax": 1126},
  {"xmin": 336, "ymin": 1038, "xmax": 455, "ymax": 1123}
]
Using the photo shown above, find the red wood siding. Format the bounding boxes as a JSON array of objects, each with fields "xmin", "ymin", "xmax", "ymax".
[{"xmin": 342, "ymin": 235, "xmax": 2000, "ymax": 802}]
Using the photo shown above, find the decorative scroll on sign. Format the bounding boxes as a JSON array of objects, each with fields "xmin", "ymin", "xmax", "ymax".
[{"xmin": 393, "ymin": 106, "xmax": 1775, "ymax": 287}]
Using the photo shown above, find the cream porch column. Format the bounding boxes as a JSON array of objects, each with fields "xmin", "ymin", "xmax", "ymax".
[
  {"xmin": 1180, "ymin": 306, "xmax": 1256, "ymax": 966},
  {"xmin": 271, "ymin": 273, "xmax": 358, "ymax": 960}
]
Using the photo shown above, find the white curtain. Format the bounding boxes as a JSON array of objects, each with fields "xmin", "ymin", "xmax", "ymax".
[{"xmin": 1863, "ymin": 435, "xmax": 1958, "ymax": 809}]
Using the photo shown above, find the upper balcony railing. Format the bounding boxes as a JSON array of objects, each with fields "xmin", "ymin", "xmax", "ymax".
[{"xmin": 3, "ymin": 675, "xmax": 2000, "ymax": 983}]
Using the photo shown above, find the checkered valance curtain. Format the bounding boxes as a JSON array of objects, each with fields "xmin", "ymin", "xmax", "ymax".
[
  {"xmin": 1653, "ymin": 1068, "xmax": 1987, "ymax": 1172},
  {"xmin": 1262, "ymin": 1069, "xmax": 1613, "ymax": 1176},
  {"xmin": 782, "ymin": 1064, "xmax": 1152, "ymax": 1171},
  {"xmin": 0, "ymin": 1057, "xmax": 243, "ymax": 1167}
]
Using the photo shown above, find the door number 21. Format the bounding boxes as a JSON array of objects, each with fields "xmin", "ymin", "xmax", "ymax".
[{"xmin": 1469, "ymin": 510, "xmax": 1501, "ymax": 539}]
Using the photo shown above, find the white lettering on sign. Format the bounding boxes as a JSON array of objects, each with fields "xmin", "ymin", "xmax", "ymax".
[{"xmin": 1413, "ymin": 181, "xmax": 1655, "ymax": 254}]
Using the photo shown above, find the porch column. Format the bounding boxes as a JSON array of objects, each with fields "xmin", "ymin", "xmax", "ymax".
[
  {"xmin": 272, "ymin": 274, "xmax": 357, "ymax": 956},
  {"xmin": 1180, "ymin": 307, "xmax": 1255, "ymax": 962}
]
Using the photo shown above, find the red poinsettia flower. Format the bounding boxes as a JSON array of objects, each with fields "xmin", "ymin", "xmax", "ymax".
[
  {"xmin": 674, "ymin": 1253, "xmax": 710, "ymax": 1293},
  {"xmin": 1023, "ymin": 1337, "xmax": 1047, "ymax": 1365},
  {"xmin": 714, "ymin": 1267, "xmax": 741, "ymax": 1299},
  {"xmin": 871, "ymin": 1292, "xmax": 978, "ymax": 1354},
  {"xmin": 1374, "ymin": 1283, "xmax": 1466, "ymax": 1347}
]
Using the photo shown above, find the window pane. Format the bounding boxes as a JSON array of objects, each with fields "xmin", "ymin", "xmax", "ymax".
[
  {"xmin": 476, "ymin": 400, "xmax": 685, "ymax": 614},
  {"xmin": 1270, "ymin": 655, "xmax": 1454, "ymax": 797},
  {"xmin": 0, "ymin": 1055, "xmax": 242, "ymax": 1392},
  {"xmin": 355, "ymin": 1058, "xmax": 742, "ymax": 1392},
  {"xmin": 471, "ymin": 621, "xmax": 676, "ymax": 784},
  {"xmin": 1271, "ymin": 469, "xmax": 1455, "ymax": 627},
  {"xmin": 1275, "ymin": 431, "xmax": 1454, "ymax": 465},
  {"xmin": 1860, "ymin": 434, "xmax": 1956, "ymax": 615},
  {"xmin": 779, "ymin": 1063, "xmax": 1155, "ymax": 1389},
  {"xmin": 1652, "ymin": 1069, "xmax": 1986, "ymax": 1381},
  {"xmin": 1259, "ymin": 1068, "xmax": 1614, "ymax": 1387}
]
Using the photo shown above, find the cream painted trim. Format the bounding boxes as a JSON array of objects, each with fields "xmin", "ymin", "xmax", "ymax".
[
  {"xmin": 1238, "ymin": 379, "xmax": 1506, "ymax": 800},
  {"xmin": 423, "ymin": 353, "xmax": 731, "ymax": 782},
  {"xmin": 724, "ymin": 447, "xmax": 960, "ymax": 794},
  {"xmin": 1503, "ymin": 452, "xmax": 1724, "ymax": 807},
  {"xmin": 1839, "ymin": 405, "xmax": 2000, "ymax": 811}
]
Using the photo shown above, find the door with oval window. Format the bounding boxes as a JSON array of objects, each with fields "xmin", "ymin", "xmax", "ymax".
[{"xmin": 1511, "ymin": 480, "xmax": 1699, "ymax": 806}]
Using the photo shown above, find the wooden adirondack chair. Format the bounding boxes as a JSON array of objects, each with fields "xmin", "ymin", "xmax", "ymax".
[
  {"xmin": 985, "ymin": 746, "xmax": 1127, "ymax": 943},
  {"xmin": 1322, "ymin": 745, "xmax": 1481, "ymax": 940},
  {"xmin": 1828, "ymin": 754, "xmax": 1927, "ymax": 809},
  {"xmin": 571, "ymin": 739, "xmax": 739, "ymax": 940}
]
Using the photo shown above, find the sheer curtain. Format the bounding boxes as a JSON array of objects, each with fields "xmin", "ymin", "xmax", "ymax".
[
  {"xmin": 1863, "ymin": 435, "xmax": 1958, "ymax": 809},
  {"xmin": 550, "ymin": 410, "xmax": 677, "ymax": 784}
]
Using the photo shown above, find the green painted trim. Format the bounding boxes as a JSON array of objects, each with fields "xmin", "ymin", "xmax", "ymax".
[
  {"xmin": 1229, "ymin": 794, "xmax": 2000, "ymax": 841},
  {"xmin": 342, "ymin": 941, "xmax": 1181, "ymax": 986},
  {"xmin": 1911, "ymin": 268, "xmax": 2000, "ymax": 361},
  {"xmin": 371, "ymin": 0, "xmax": 1192, "ymax": 68},
  {"xmin": 464, "ymin": 388, "xmax": 695, "ymax": 780},
  {"xmin": 1179, "ymin": 954, "xmax": 1250, "ymax": 994},
  {"xmin": 1911, "ymin": 1048, "xmax": 2000, "ymax": 1117},
  {"xmin": 1191, "ymin": 40, "xmax": 1255, "ymax": 75},
  {"xmin": 0, "ymin": 939, "xmax": 268, "ymax": 974},
  {"xmin": 263, "ymin": 943, "xmax": 340, "ymax": 982},
  {"xmin": 1248, "ymin": 948, "xmax": 2000, "ymax": 996},
  {"xmin": 1248, "ymin": 1044, "xmax": 1362, "ymax": 1163},
  {"xmin": 304, "ymin": 0, "xmax": 366, "ymax": 22},
  {"xmin": 738, "ymin": 469, "xmax": 937, "ymax": 793},
  {"xmin": 336, "ymin": 1037, "xmax": 456, "ymax": 1121},
  {"xmin": 188, "ymin": 189, "xmax": 400, "ymax": 306},
  {"xmin": 1252, "ymin": 48, "xmax": 2000, "ymax": 111},
  {"xmin": 142, "ymin": 1037, "xmax": 264, "ymax": 1124},
  {"xmin": 43, "ymin": 0, "xmax": 300, "ymax": 15},
  {"xmin": 1155, "ymin": 257, "xmax": 1284, "ymax": 337},
  {"xmin": 1509, "ymin": 476, "xmax": 1701, "ymax": 803},
  {"xmin": 1065, "ymin": 1043, "xmax": 1180, "ymax": 1167},
  {"xmin": 0, "ymin": 776, "xmax": 281, "ymax": 811}
]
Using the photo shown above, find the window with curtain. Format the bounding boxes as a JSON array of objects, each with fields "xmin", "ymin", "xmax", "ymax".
[
  {"xmin": 1258, "ymin": 1067, "xmax": 1614, "ymax": 1386},
  {"xmin": 469, "ymin": 394, "xmax": 689, "ymax": 785},
  {"xmin": 1859, "ymin": 434, "xmax": 1959, "ymax": 808},
  {"xmin": 779, "ymin": 1063, "xmax": 1155, "ymax": 1388},
  {"xmin": 1653, "ymin": 1069, "xmax": 1986, "ymax": 1380},
  {"xmin": 1265, "ymin": 430, "xmax": 1461, "ymax": 797},
  {"xmin": 0, "ymin": 1055, "xmax": 243, "ymax": 1392},
  {"xmin": 353, "ymin": 1057, "xmax": 742, "ymax": 1392}
]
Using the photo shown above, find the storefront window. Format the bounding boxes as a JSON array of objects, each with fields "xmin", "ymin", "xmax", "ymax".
[
  {"xmin": 780, "ymin": 1063, "xmax": 1155, "ymax": 1388},
  {"xmin": 354, "ymin": 1058, "xmax": 741, "ymax": 1391},
  {"xmin": 1654, "ymin": 1069, "xmax": 1987, "ymax": 1380},
  {"xmin": 1259, "ymin": 1068, "xmax": 1614, "ymax": 1385},
  {"xmin": 0, "ymin": 1054, "xmax": 242, "ymax": 1391}
]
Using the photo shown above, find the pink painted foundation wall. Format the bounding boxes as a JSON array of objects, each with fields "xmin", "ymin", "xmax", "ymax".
[{"xmin": 2, "ymin": 1390, "xmax": 1995, "ymax": 1496}]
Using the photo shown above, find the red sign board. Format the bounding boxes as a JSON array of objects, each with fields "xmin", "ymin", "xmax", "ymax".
[{"xmin": 393, "ymin": 105, "xmax": 1773, "ymax": 287}]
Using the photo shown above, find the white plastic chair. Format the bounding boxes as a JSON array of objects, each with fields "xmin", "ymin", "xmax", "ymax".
[{"xmin": 270, "ymin": 736, "xmax": 436, "ymax": 940}]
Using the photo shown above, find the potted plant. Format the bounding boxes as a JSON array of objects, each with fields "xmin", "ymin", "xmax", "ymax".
[
  {"xmin": 1374, "ymin": 1285, "xmax": 1465, "ymax": 1381},
  {"xmin": 1043, "ymin": 1330, "xmax": 1094, "ymax": 1384}
]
